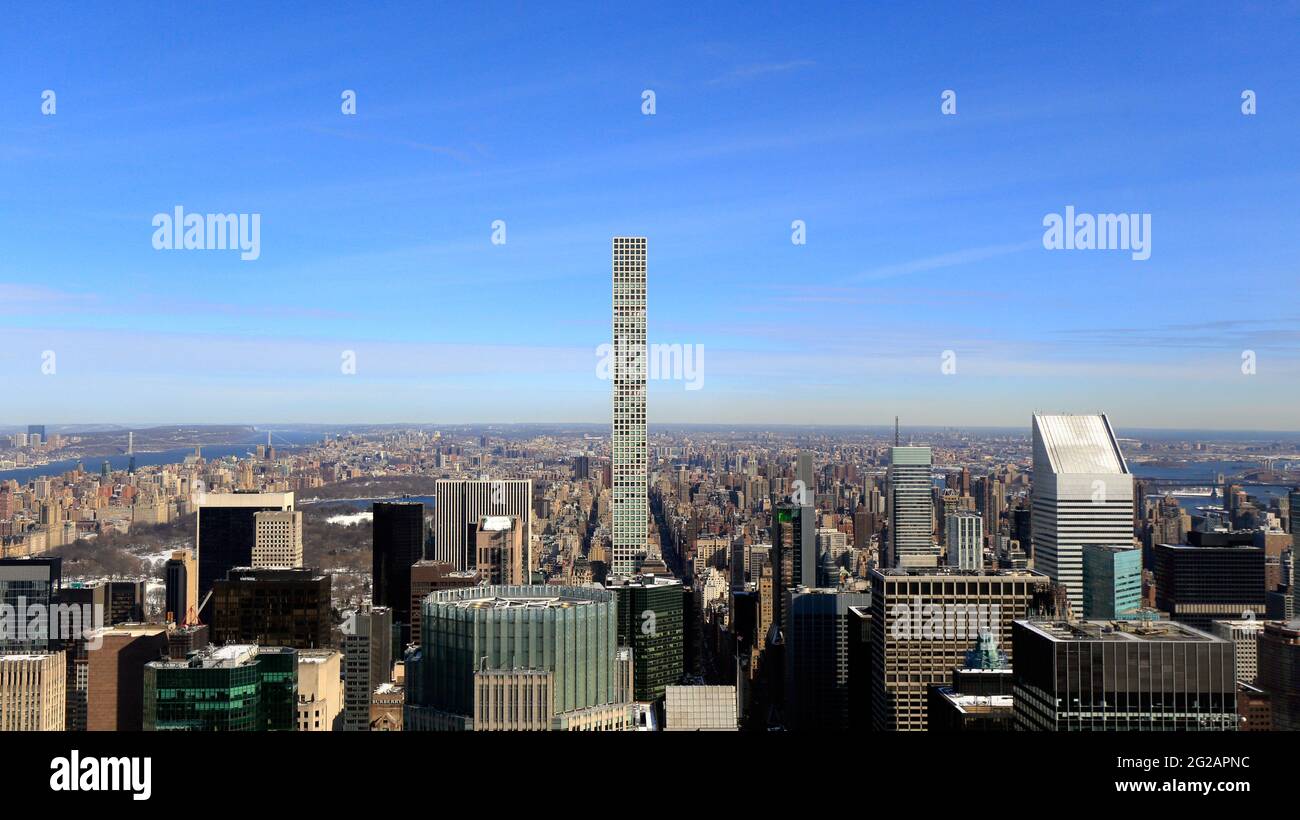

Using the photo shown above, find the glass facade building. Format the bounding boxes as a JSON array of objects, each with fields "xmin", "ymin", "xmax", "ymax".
[
  {"xmin": 412, "ymin": 585, "xmax": 618, "ymax": 720},
  {"xmin": 143, "ymin": 645, "xmax": 298, "ymax": 731},
  {"xmin": 1012, "ymin": 620, "xmax": 1237, "ymax": 731},
  {"xmin": 607, "ymin": 575, "xmax": 684, "ymax": 702},
  {"xmin": 1082, "ymin": 544, "xmax": 1142, "ymax": 619}
]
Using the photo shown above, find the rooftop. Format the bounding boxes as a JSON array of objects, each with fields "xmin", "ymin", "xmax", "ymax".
[
  {"xmin": 1018, "ymin": 619, "xmax": 1221, "ymax": 643},
  {"xmin": 1032, "ymin": 413, "xmax": 1128, "ymax": 475}
]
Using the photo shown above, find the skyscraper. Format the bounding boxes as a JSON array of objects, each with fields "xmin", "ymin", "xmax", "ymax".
[
  {"xmin": 164, "ymin": 548, "xmax": 198, "ymax": 626},
  {"xmin": 372, "ymin": 501, "xmax": 425, "ymax": 628},
  {"xmin": 612, "ymin": 236, "xmax": 648, "ymax": 575},
  {"xmin": 341, "ymin": 607, "xmax": 392, "ymax": 732},
  {"xmin": 432, "ymin": 480, "xmax": 532, "ymax": 572},
  {"xmin": 197, "ymin": 491, "xmax": 295, "ymax": 597},
  {"xmin": 870, "ymin": 568, "xmax": 1055, "ymax": 731},
  {"xmin": 253, "ymin": 510, "xmax": 304, "ymax": 568},
  {"xmin": 887, "ymin": 445, "xmax": 936, "ymax": 568},
  {"xmin": 0, "ymin": 557, "xmax": 61, "ymax": 653},
  {"xmin": 1081, "ymin": 544, "xmax": 1142, "ymax": 619},
  {"xmin": 1030, "ymin": 414, "xmax": 1134, "ymax": 615},
  {"xmin": 607, "ymin": 574, "xmax": 684, "ymax": 703},
  {"xmin": 945, "ymin": 510, "xmax": 984, "ymax": 570}
]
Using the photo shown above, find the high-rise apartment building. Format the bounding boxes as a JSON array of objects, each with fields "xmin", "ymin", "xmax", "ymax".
[
  {"xmin": 197, "ymin": 491, "xmax": 295, "ymax": 596},
  {"xmin": 611, "ymin": 236, "xmax": 648, "ymax": 575},
  {"xmin": 945, "ymin": 510, "xmax": 984, "ymax": 570},
  {"xmin": 887, "ymin": 446, "xmax": 936, "ymax": 568},
  {"xmin": 1012, "ymin": 619, "xmax": 1236, "ymax": 731},
  {"xmin": 432, "ymin": 480, "xmax": 532, "ymax": 572},
  {"xmin": 1030, "ymin": 414, "xmax": 1134, "ymax": 615},
  {"xmin": 252, "ymin": 510, "xmax": 303, "ymax": 568}
]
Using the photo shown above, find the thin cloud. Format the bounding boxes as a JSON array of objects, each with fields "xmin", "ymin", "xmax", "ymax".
[
  {"xmin": 849, "ymin": 240, "xmax": 1039, "ymax": 282},
  {"xmin": 707, "ymin": 60, "xmax": 815, "ymax": 85}
]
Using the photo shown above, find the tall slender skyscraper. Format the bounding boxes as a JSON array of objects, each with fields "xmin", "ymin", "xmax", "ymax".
[
  {"xmin": 612, "ymin": 236, "xmax": 647, "ymax": 575},
  {"xmin": 1030, "ymin": 413, "xmax": 1134, "ymax": 616},
  {"xmin": 887, "ymin": 446, "xmax": 936, "ymax": 568}
]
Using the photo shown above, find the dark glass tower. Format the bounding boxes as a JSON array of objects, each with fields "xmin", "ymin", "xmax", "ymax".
[
  {"xmin": 372, "ymin": 501, "xmax": 425, "ymax": 629},
  {"xmin": 197, "ymin": 492, "xmax": 294, "ymax": 597},
  {"xmin": 607, "ymin": 575, "xmax": 684, "ymax": 703}
]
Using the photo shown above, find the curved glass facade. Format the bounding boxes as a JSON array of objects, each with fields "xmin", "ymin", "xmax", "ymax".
[{"xmin": 419, "ymin": 585, "xmax": 617, "ymax": 717}]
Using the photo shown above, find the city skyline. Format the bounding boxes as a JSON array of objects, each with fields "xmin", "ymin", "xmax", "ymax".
[{"xmin": 4, "ymin": 3, "xmax": 1300, "ymax": 429}]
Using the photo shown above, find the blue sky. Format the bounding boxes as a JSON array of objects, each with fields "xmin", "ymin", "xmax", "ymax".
[{"xmin": 2, "ymin": 1, "xmax": 1298, "ymax": 429}]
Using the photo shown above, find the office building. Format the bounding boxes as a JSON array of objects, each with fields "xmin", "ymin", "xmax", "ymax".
[
  {"xmin": 1082, "ymin": 544, "xmax": 1142, "ymax": 619},
  {"xmin": 372, "ymin": 501, "xmax": 425, "ymax": 632},
  {"xmin": 1211, "ymin": 619, "xmax": 1264, "ymax": 684},
  {"xmin": 0, "ymin": 557, "xmax": 61, "ymax": 652},
  {"xmin": 870, "ymin": 568, "xmax": 1055, "ymax": 731},
  {"xmin": 409, "ymin": 561, "xmax": 478, "ymax": 645},
  {"xmin": 473, "ymin": 515, "xmax": 526, "ymax": 586},
  {"xmin": 197, "ymin": 491, "xmax": 295, "ymax": 596},
  {"xmin": 945, "ymin": 510, "xmax": 984, "ymax": 571},
  {"xmin": 1256, "ymin": 619, "xmax": 1300, "ymax": 731},
  {"xmin": 1154, "ymin": 542, "xmax": 1266, "ymax": 629},
  {"xmin": 887, "ymin": 445, "xmax": 936, "ymax": 568},
  {"xmin": 164, "ymin": 548, "xmax": 198, "ymax": 626},
  {"xmin": 1030, "ymin": 414, "xmax": 1134, "ymax": 615},
  {"xmin": 432, "ymin": 480, "xmax": 532, "ymax": 572},
  {"xmin": 771, "ymin": 502, "xmax": 815, "ymax": 630},
  {"xmin": 143, "ymin": 645, "xmax": 298, "ymax": 731},
  {"xmin": 1012, "ymin": 619, "xmax": 1236, "ymax": 731},
  {"xmin": 406, "ymin": 585, "xmax": 628, "ymax": 731},
  {"xmin": 607, "ymin": 574, "xmax": 684, "ymax": 703},
  {"xmin": 209, "ymin": 567, "xmax": 331, "ymax": 649},
  {"xmin": 611, "ymin": 236, "xmax": 648, "ymax": 575},
  {"xmin": 783, "ymin": 587, "xmax": 871, "ymax": 730},
  {"xmin": 0, "ymin": 651, "xmax": 65, "ymax": 730},
  {"xmin": 86, "ymin": 624, "xmax": 168, "ymax": 731},
  {"xmin": 252, "ymin": 510, "xmax": 303, "ymax": 568},
  {"xmin": 297, "ymin": 649, "xmax": 343, "ymax": 731},
  {"xmin": 341, "ymin": 607, "xmax": 393, "ymax": 731}
]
